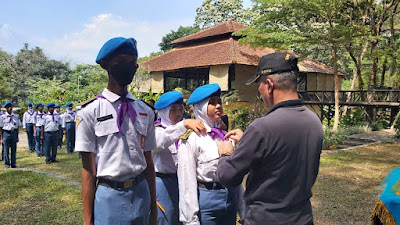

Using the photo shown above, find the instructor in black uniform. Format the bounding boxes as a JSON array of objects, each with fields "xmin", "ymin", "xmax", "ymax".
[{"xmin": 216, "ymin": 52, "xmax": 323, "ymax": 225}]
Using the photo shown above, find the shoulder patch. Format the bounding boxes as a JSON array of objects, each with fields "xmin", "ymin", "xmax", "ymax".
[
  {"xmin": 180, "ymin": 129, "xmax": 193, "ymax": 140},
  {"xmin": 79, "ymin": 97, "xmax": 97, "ymax": 108}
]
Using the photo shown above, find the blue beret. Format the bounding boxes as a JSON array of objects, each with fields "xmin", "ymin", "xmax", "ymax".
[
  {"xmin": 3, "ymin": 101, "xmax": 12, "ymax": 108},
  {"xmin": 36, "ymin": 103, "xmax": 44, "ymax": 108},
  {"xmin": 46, "ymin": 103, "xmax": 55, "ymax": 108},
  {"xmin": 66, "ymin": 102, "xmax": 73, "ymax": 107},
  {"xmin": 154, "ymin": 91, "xmax": 183, "ymax": 110},
  {"xmin": 96, "ymin": 37, "xmax": 138, "ymax": 64},
  {"xmin": 27, "ymin": 102, "xmax": 33, "ymax": 107},
  {"xmin": 187, "ymin": 83, "xmax": 221, "ymax": 105},
  {"xmin": 55, "ymin": 105, "xmax": 60, "ymax": 108}
]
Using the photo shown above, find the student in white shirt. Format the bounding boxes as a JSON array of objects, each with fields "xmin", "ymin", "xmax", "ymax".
[
  {"xmin": 0, "ymin": 102, "xmax": 21, "ymax": 168},
  {"xmin": 23, "ymin": 102, "xmax": 36, "ymax": 153},
  {"xmin": 41, "ymin": 103, "xmax": 62, "ymax": 164}
]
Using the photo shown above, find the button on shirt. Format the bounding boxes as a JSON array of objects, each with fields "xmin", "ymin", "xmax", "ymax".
[
  {"xmin": 62, "ymin": 110, "xmax": 76, "ymax": 128},
  {"xmin": 153, "ymin": 121, "xmax": 186, "ymax": 174},
  {"xmin": 0, "ymin": 112, "xmax": 21, "ymax": 131},
  {"xmin": 177, "ymin": 125, "xmax": 227, "ymax": 225},
  {"xmin": 75, "ymin": 89, "xmax": 157, "ymax": 182},
  {"xmin": 43, "ymin": 113, "xmax": 62, "ymax": 132},
  {"xmin": 35, "ymin": 111, "xmax": 46, "ymax": 127},
  {"xmin": 23, "ymin": 109, "xmax": 36, "ymax": 128}
]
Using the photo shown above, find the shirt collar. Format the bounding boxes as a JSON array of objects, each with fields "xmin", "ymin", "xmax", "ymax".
[
  {"xmin": 101, "ymin": 88, "xmax": 136, "ymax": 103},
  {"xmin": 264, "ymin": 99, "xmax": 303, "ymax": 117}
]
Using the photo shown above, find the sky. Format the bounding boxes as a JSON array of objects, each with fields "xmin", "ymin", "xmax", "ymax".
[{"xmin": 0, "ymin": 0, "xmax": 252, "ymax": 65}]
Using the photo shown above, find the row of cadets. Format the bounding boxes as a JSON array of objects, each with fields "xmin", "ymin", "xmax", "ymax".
[
  {"xmin": 0, "ymin": 102, "xmax": 21, "ymax": 168},
  {"xmin": 41, "ymin": 103, "xmax": 62, "ymax": 164},
  {"xmin": 23, "ymin": 102, "xmax": 36, "ymax": 153},
  {"xmin": 0, "ymin": 103, "xmax": 3, "ymax": 161},
  {"xmin": 34, "ymin": 103, "xmax": 46, "ymax": 158},
  {"xmin": 177, "ymin": 83, "xmax": 245, "ymax": 225},
  {"xmin": 54, "ymin": 105, "xmax": 63, "ymax": 149},
  {"xmin": 76, "ymin": 37, "xmax": 158, "ymax": 225},
  {"xmin": 62, "ymin": 102, "xmax": 76, "ymax": 153},
  {"xmin": 152, "ymin": 91, "xmax": 206, "ymax": 225}
]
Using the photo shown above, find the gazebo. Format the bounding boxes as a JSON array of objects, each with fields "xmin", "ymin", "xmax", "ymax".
[{"xmin": 142, "ymin": 19, "xmax": 344, "ymax": 102}]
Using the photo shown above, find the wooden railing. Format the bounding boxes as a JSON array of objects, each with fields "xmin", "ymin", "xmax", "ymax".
[{"xmin": 298, "ymin": 90, "xmax": 400, "ymax": 107}]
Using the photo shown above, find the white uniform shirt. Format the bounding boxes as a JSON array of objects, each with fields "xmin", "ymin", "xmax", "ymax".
[
  {"xmin": 0, "ymin": 112, "xmax": 21, "ymax": 131},
  {"xmin": 43, "ymin": 113, "xmax": 62, "ymax": 132},
  {"xmin": 34, "ymin": 111, "xmax": 46, "ymax": 127},
  {"xmin": 75, "ymin": 89, "xmax": 156, "ymax": 182},
  {"xmin": 22, "ymin": 109, "xmax": 36, "ymax": 128},
  {"xmin": 62, "ymin": 110, "xmax": 76, "ymax": 128},
  {"xmin": 153, "ymin": 121, "xmax": 186, "ymax": 174}
]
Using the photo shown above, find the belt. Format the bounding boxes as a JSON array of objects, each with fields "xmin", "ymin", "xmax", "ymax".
[
  {"xmin": 198, "ymin": 181, "xmax": 225, "ymax": 190},
  {"xmin": 66, "ymin": 121, "xmax": 75, "ymax": 124},
  {"xmin": 45, "ymin": 131, "xmax": 58, "ymax": 133},
  {"xmin": 98, "ymin": 173, "xmax": 144, "ymax": 190},
  {"xmin": 156, "ymin": 172, "xmax": 177, "ymax": 179},
  {"xmin": 3, "ymin": 129, "xmax": 16, "ymax": 133}
]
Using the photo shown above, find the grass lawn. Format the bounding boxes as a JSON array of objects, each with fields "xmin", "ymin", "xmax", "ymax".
[
  {"xmin": 312, "ymin": 143, "xmax": 400, "ymax": 225},
  {"xmin": 1, "ymin": 142, "xmax": 399, "ymax": 224}
]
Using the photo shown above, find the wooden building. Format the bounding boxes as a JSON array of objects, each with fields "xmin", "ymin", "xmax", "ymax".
[{"xmin": 142, "ymin": 19, "xmax": 344, "ymax": 102}]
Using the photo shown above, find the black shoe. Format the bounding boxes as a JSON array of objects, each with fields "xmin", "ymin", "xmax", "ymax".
[
  {"xmin": 51, "ymin": 159, "xmax": 59, "ymax": 163},
  {"xmin": 46, "ymin": 161, "xmax": 51, "ymax": 164},
  {"xmin": 5, "ymin": 164, "xmax": 10, "ymax": 168},
  {"xmin": 11, "ymin": 165, "xmax": 17, "ymax": 168}
]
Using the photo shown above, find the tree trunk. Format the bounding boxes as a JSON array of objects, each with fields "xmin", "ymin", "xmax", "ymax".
[
  {"xmin": 380, "ymin": 58, "xmax": 387, "ymax": 87},
  {"xmin": 332, "ymin": 43, "xmax": 340, "ymax": 132}
]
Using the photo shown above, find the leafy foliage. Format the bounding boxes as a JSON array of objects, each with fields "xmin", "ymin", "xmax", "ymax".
[{"xmin": 159, "ymin": 26, "xmax": 200, "ymax": 52}]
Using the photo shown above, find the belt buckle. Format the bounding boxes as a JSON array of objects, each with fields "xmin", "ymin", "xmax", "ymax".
[{"xmin": 123, "ymin": 179, "xmax": 133, "ymax": 189}]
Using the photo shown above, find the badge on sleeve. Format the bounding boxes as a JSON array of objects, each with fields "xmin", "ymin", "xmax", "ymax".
[{"xmin": 76, "ymin": 115, "xmax": 82, "ymax": 129}]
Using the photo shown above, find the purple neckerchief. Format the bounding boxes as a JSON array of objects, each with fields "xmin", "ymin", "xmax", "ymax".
[
  {"xmin": 154, "ymin": 118, "xmax": 179, "ymax": 150},
  {"xmin": 36, "ymin": 111, "xmax": 45, "ymax": 118},
  {"xmin": 49, "ymin": 113, "xmax": 54, "ymax": 121},
  {"xmin": 209, "ymin": 128, "xmax": 227, "ymax": 141},
  {"xmin": 27, "ymin": 110, "xmax": 34, "ymax": 116},
  {"xmin": 97, "ymin": 91, "xmax": 137, "ymax": 136},
  {"xmin": 68, "ymin": 112, "xmax": 74, "ymax": 116},
  {"xmin": 7, "ymin": 114, "xmax": 13, "ymax": 122}
]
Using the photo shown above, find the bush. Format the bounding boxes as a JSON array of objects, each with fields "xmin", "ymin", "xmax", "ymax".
[
  {"xmin": 323, "ymin": 125, "xmax": 371, "ymax": 150},
  {"xmin": 340, "ymin": 107, "xmax": 366, "ymax": 127},
  {"xmin": 393, "ymin": 112, "xmax": 400, "ymax": 137}
]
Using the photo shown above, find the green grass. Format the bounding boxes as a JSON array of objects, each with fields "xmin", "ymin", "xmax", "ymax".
[
  {"xmin": 312, "ymin": 143, "xmax": 400, "ymax": 225},
  {"xmin": 0, "ymin": 170, "xmax": 82, "ymax": 224},
  {"xmin": 15, "ymin": 146, "xmax": 82, "ymax": 183}
]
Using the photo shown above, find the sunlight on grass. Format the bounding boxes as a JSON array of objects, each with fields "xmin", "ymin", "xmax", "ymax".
[
  {"xmin": 312, "ymin": 143, "xmax": 400, "ymax": 225},
  {"xmin": 0, "ymin": 170, "xmax": 82, "ymax": 225}
]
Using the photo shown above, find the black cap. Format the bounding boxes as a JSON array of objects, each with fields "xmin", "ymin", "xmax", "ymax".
[{"xmin": 246, "ymin": 52, "xmax": 299, "ymax": 85}]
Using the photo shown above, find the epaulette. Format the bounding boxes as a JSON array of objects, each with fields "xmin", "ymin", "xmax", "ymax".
[
  {"xmin": 180, "ymin": 129, "xmax": 193, "ymax": 140},
  {"xmin": 79, "ymin": 97, "xmax": 97, "ymax": 108},
  {"xmin": 140, "ymin": 100, "xmax": 157, "ymax": 121}
]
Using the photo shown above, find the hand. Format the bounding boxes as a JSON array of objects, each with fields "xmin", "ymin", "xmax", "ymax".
[
  {"xmin": 64, "ymin": 130, "xmax": 66, "ymax": 134},
  {"xmin": 33, "ymin": 133, "xmax": 36, "ymax": 137},
  {"xmin": 224, "ymin": 129, "xmax": 243, "ymax": 144},
  {"xmin": 23, "ymin": 128, "xmax": 27, "ymax": 132},
  {"xmin": 183, "ymin": 119, "xmax": 206, "ymax": 136},
  {"xmin": 0, "ymin": 139, "xmax": 3, "ymax": 145},
  {"xmin": 216, "ymin": 140, "xmax": 234, "ymax": 156},
  {"xmin": 40, "ymin": 135, "xmax": 44, "ymax": 140}
]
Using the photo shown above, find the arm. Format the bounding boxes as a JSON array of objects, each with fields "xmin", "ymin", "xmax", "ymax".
[
  {"xmin": 23, "ymin": 113, "xmax": 27, "ymax": 130},
  {"xmin": 177, "ymin": 139, "xmax": 200, "ymax": 225},
  {"xmin": 41, "ymin": 124, "xmax": 44, "ymax": 140},
  {"xmin": 33, "ymin": 125, "xmax": 37, "ymax": 137},
  {"xmin": 143, "ymin": 151, "xmax": 157, "ymax": 225},
  {"xmin": 0, "ymin": 127, "xmax": 3, "ymax": 144},
  {"xmin": 217, "ymin": 125, "xmax": 265, "ymax": 187},
  {"xmin": 81, "ymin": 152, "xmax": 96, "ymax": 225}
]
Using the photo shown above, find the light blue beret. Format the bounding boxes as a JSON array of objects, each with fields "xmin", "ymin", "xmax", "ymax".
[
  {"xmin": 46, "ymin": 103, "xmax": 55, "ymax": 108},
  {"xmin": 187, "ymin": 83, "xmax": 221, "ymax": 105},
  {"xmin": 27, "ymin": 102, "xmax": 33, "ymax": 107},
  {"xmin": 155, "ymin": 91, "xmax": 183, "ymax": 110},
  {"xmin": 3, "ymin": 101, "xmax": 12, "ymax": 108},
  {"xmin": 36, "ymin": 103, "xmax": 44, "ymax": 108},
  {"xmin": 66, "ymin": 102, "xmax": 73, "ymax": 107},
  {"xmin": 96, "ymin": 37, "xmax": 138, "ymax": 64}
]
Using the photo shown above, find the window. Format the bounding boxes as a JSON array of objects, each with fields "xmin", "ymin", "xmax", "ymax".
[{"xmin": 164, "ymin": 67, "xmax": 209, "ymax": 92}]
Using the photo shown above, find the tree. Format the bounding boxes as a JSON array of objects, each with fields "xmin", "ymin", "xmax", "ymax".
[
  {"xmin": 159, "ymin": 26, "xmax": 200, "ymax": 52},
  {"xmin": 194, "ymin": 0, "xmax": 254, "ymax": 28},
  {"xmin": 236, "ymin": 0, "xmax": 367, "ymax": 131}
]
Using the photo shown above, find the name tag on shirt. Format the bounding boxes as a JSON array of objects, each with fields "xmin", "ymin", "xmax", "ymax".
[{"xmin": 97, "ymin": 114, "xmax": 113, "ymax": 122}]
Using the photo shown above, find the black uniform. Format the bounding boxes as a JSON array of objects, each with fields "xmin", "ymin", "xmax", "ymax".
[{"xmin": 217, "ymin": 100, "xmax": 323, "ymax": 225}]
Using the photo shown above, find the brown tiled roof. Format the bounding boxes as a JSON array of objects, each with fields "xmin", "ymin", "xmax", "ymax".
[
  {"xmin": 171, "ymin": 19, "xmax": 247, "ymax": 45},
  {"xmin": 142, "ymin": 37, "xmax": 344, "ymax": 76}
]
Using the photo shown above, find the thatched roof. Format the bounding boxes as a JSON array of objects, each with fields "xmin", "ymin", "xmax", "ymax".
[{"xmin": 142, "ymin": 20, "xmax": 345, "ymax": 76}]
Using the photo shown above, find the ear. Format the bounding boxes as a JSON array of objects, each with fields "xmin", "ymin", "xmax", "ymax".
[{"xmin": 266, "ymin": 78, "xmax": 274, "ymax": 93}]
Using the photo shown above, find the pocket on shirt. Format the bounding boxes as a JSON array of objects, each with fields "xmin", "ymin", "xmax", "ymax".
[
  {"xmin": 198, "ymin": 148, "xmax": 220, "ymax": 164},
  {"xmin": 94, "ymin": 119, "xmax": 119, "ymax": 137}
]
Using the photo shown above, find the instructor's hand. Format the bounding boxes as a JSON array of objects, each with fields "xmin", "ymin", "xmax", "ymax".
[
  {"xmin": 216, "ymin": 140, "xmax": 234, "ymax": 156},
  {"xmin": 184, "ymin": 119, "xmax": 206, "ymax": 136},
  {"xmin": 224, "ymin": 129, "xmax": 243, "ymax": 143}
]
